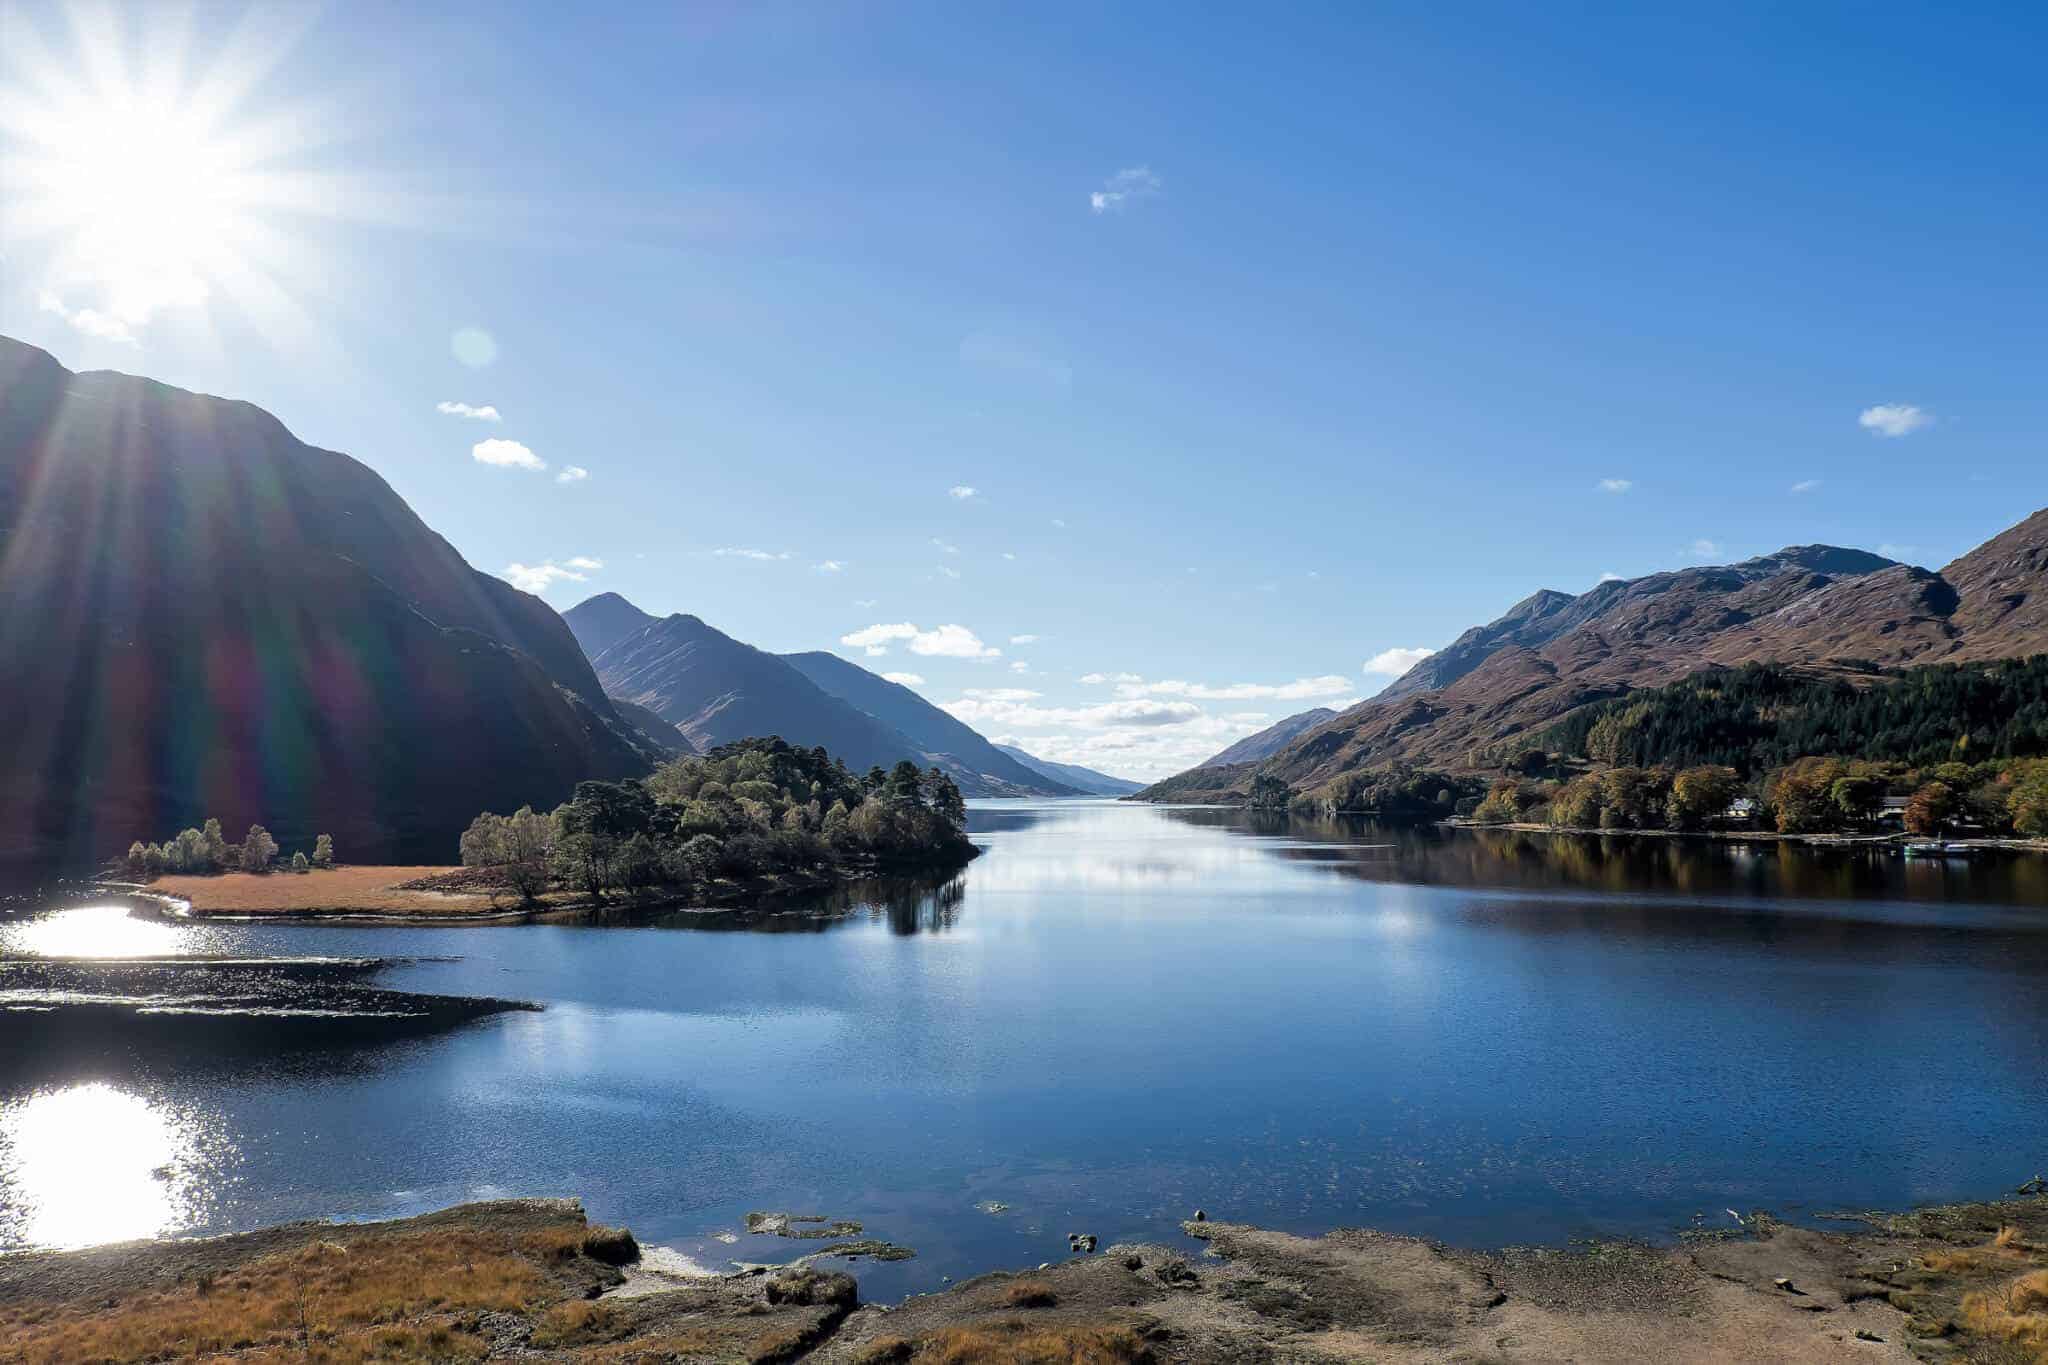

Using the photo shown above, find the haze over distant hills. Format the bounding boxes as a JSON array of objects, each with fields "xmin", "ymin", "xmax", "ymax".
[
  {"xmin": 1138, "ymin": 518, "xmax": 2048, "ymax": 801},
  {"xmin": 564, "ymin": 593, "xmax": 1085, "ymax": 798},
  {"xmin": 991, "ymin": 746, "xmax": 1143, "ymax": 796},
  {"xmin": 0, "ymin": 336, "xmax": 657, "ymax": 865},
  {"xmin": 1196, "ymin": 708, "xmax": 1339, "ymax": 769}
]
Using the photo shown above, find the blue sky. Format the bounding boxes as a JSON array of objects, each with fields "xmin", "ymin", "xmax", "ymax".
[{"xmin": 3, "ymin": 2, "xmax": 2044, "ymax": 778}]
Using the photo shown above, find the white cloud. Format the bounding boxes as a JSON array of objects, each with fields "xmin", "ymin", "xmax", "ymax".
[
  {"xmin": 932, "ymin": 538, "xmax": 960, "ymax": 554},
  {"xmin": 840, "ymin": 623, "xmax": 1000, "ymax": 660},
  {"xmin": 451, "ymin": 327, "xmax": 498, "ymax": 368},
  {"xmin": 712, "ymin": 547, "xmax": 794, "ymax": 561},
  {"xmin": 945, "ymin": 696, "xmax": 1201, "ymax": 730},
  {"xmin": 1362, "ymin": 647, "xmax": 1436, "ymax": 676},
  {"xmin": 948, "ymin": 485, "xmax": 979, "ymax": 500},
  {"xmin": 1599, "ymin": 572, "xmax": 1625, "ymax": 583},
  {"xmin": 1002, "ymin": 552, "xmax": 1017, "ymax": 561},
  {"xmin": 38, "ymin": 291, "xmax": 137, "ymax": 344},
  {"xmin": 1790, "ymin": 478, "xmax": 1821, "ymax": 493},
  {"xmin": 437, "ymin": 401, "xmax": 502, "ymax": 421},
  {"xmin": 1878, "ymin": 542, "xmax": 1920, "ymax": 560},
  {"xmin": 1079, "ymin": 672, "xmax": 1142, "ymax": 685},
  {"xmin": 1115, "ymin": 675, "xmax": 1355, "ymax": 701},
  {"xmin": 1859, "ymin": 403, "xmax": 1933, "ymax": 438},
  {"xmin": 963, "ymin": 688, "xmax": 1042, "ymax": 701},
  {"xmin": 938, "ymin": 565, "xmax": 962, "ymax": 580},
  {"xmin": 472, "ymin": 438, "xmax": 545, "ymax": 471},
  {"xmin": 815, "ymin": 560, "xmax": 846, "ymax": 573},
  {"xmin": 1598, "ymin": 478, "xmax": 1633, "ymax": 494},
  {"xmin": 1010, "ymin": 634, "xmax": 1040, "ymax": 645},
  {"xmin": 1090, "ymin": 165, "xmax": 1162, "ymax": 214},
  {"xmin": 1688, "ymin": 538, "xmax": 1722, "ymax": 558},
  {"xmin": 1051, "ymin": 518, "xmax": 1068, "ymax": 529},
  {"xmin": 881, "ymin": 672, "xmax": 925, "ymax": 687},
  {"xmin": 1009, "ymin": 660, "xmax": 1030, "ymax": 674},
  {"xmin": 556, "ymin": 465, "xmax": 589, "ymax": 484},
  {"xmin": 502, "ymin": 556, "xmax": 600, "ymax": 593},
  {"xmin": 853, "ymin": 599, "xmax": 878, "ymax": 609}
]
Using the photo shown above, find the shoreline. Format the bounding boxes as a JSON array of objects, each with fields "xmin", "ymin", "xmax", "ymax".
[
  {"xmin": 94, "ymin": 851, "xmax": 977, "ymax": 926},
  {"xmin": 7, "ymin": 1190, "xmax": 2047, "ymax": 1361},
  {"xmin": 1443, "ymin": 819, "xmax": 2048, "ymax": 853}
]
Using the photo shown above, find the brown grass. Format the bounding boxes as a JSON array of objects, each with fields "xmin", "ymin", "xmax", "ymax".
[
  {"xmin": 1001, "ymin": 1278, "xmax": 1061, "ymax": 1308},
  {"xmin": 915, "ymin": 1319, "xmax": 1150, "ymax": 1364},
  {"xmin": 0, "ymin": 1223, "xmax": 573, "ymax": 1364},
  {"xmin": 1926, "ymin": 1227, "xmax": 2035, "ymax": 1275},
  {"xmin": 1961, "ymin": 1270, "xmax": 2048, "ymax": 1362},
  {"xmin": 150, "ymin": 866, "xmax": 515, "ymax": 917}
]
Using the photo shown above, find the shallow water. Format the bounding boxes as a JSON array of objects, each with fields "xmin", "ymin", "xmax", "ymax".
[{"xmin": 3, "ymin": 800, "xmax": 2047, "ymax": 1298}]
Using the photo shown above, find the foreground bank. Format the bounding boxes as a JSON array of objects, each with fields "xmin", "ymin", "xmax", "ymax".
[{"xmin": 5, "ymin": 1192, "xmax": 2046, "ymax": 1363}]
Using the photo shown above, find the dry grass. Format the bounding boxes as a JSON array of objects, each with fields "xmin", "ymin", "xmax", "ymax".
[
  {"xmin": 1961, "ymin": 1270, "xmax": 2048, "ymax": 1362},
  {"xmin": 0, "ymin": 1223, "xmax": 571, "ymax": 1364},
  {"xmin": 150, "ymin": 866, "xmax": 511, "ymax": 917},
  {"xmin": 1926, "ymin": 1226, "xmax": 2035, "ymax": 1275},
  {"xmin": 915, "ymin": 1319, "xmax": 1150, "ymax": 1364},
  {"xmin": 1001, "ymin": 1278, "xmax": 1061, "ymax": 1308}
]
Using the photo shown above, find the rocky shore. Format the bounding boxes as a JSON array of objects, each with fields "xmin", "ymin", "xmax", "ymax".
[{"xmin": 5, "ymin": 1192, "xmax": 2047, "ymax": 1362}]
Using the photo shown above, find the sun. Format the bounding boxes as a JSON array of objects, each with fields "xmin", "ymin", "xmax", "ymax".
[{"xmin": 0, "ymin": 6, "xmax": 342, "ymax": 345}]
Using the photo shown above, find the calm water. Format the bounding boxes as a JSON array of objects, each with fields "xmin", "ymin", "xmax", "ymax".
[{"xmin": 4, "ymin": 800, "xmax": 2048, "ymax": 1298}]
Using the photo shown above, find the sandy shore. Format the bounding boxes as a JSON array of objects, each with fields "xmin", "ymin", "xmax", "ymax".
[
  {"xmin": 132, "ymin": 866, "xmax": 554, "ymax": 922},
  {"xmin": 6, "ymin": 1191, "xmax": 2047, "ymax": 1361}
]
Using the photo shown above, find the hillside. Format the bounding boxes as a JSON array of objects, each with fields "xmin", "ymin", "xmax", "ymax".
[
  {"xmin": 1138, "ymin": 515, "xmax": 2048, "ymax": 800},
  {"xmin": 990, "ymin": 745, "xmax": 1142, "ymax": 796},
  {"xmin": 0, "ymin": 337, "xmax": 653, "ymax": 866},
  {"xmin": 562, "ymin": 597, "xmax": 1071, "ymax": 797},
  {"xmin": 780, "ymin": 652, "xmax": 1079, "ymax": 795},
  {"xmin": 1198, "ymin": 708, "xmax": 1339, "ymax": 768}
]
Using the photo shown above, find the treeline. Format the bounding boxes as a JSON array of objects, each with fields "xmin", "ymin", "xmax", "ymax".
[
  {"xmin": 121, "ymin": 820, "xmax": 334, "ymax": 877},
  {"xmin": 1295, "ymin": 764, "xmax": 1488, "ymax": 818},
  {"xmin": 1471, "ymin": 756, "xmax": 2048, "ymax": 837},
  {"xmin": 1529, "ymin": 657, "xmax": 2048, "ymax": 773},
  {"xmin": 459, "ymin": 737, "xmax": 974, "ymax": 904}
]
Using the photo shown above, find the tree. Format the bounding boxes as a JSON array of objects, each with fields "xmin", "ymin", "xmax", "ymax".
[
  {"xmin": 311, "ymin": 833, "xmax": 334, "ymax": 869},
  {"xmin": 1666, "ymin": 765, "xmax": 1740, "ymax": 831},
  {"xmin": 141, "ymin": 843, "xmax": 166, "ymax": 878},
  {"xmin": 1472, "ymin": 780, "xmax": 1523, "ymax": 825},
  {"xmin": 290, "ymin": 851, "xmax": 310, "ymax": 873},
  {"xmin": 1769, "ymin": 759, "xmax": 1845, "ymax": 834},
  {"xmin": 240, "ymin": 825, "xmax": 278, "ymax": 874},
  {"xmin": 2010, "ymin": 766, "xmax": 2048, "ymax": 837},
  {"xmin": 125, "ymin": 840, "xmax": 147, "ymax": 876},
  {"xmin": 884, "ymin": 760, "xmax": 926, "ymax": 806},
  {"xmin": 1248, "ymin": 773, "xmax": 1293, "ymax": 810},
  {"xmin": 202, "ymin": 818, "xmax": 230, "ymax": 871},
  {"xmin": 1904, "ymin": 781, "xmax": 1958, "ymax": 836},
  {"xmin": 1548, "ymin": 774, "xmax": 1604, "ymax": 828},
  {"xmin": 1829, "ymin": 774, "xmax": 1884, "ymax": 826},
  {"xmin": 1597, "ymin": 767, "xmax": 1671, "ymax": 830}
]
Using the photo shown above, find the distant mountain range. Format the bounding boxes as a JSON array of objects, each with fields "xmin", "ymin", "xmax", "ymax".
[
  {"xmin": 1195, "ymin": 708, "xmax": 1339, "ymax": 769},
  {"xmin": 1137, "ymin": 517, "xmax": 2048, "ymax": 801},
  {"xmin": 563, "ymin": 593, "xmax": 1095, "ymax": 798},
  {"xmin": 991, "ymin": 746, "xmax": 1143, "ymax": 796},
  {"xmin": 0, "ymin": 336, "xmax": 659, "ymax": 865}
]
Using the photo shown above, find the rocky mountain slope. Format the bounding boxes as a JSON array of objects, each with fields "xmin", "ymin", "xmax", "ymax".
[
  {"xmin": 1141, "ymin": 515, "xmax": 2048, "ymax": 799},
  {"xmin": 563, "ymin": 596, "xmax": 1071, "ymax": 797},
  {"xmin": 991, "ymin": 745, "xmax": 1142, "ymax": 796},
  {"xmin": 0, "ymin": 338, "xmax": 657, "ymax": 867}
]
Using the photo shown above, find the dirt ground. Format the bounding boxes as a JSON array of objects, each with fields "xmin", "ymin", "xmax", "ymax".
[
  {"xmin": 7, "ymin": 1194, "xmax": 2048, "ymax": 1362},
  {"xmin": 142, "ymin": 866, "xmax": 546, "ymax": 919}
]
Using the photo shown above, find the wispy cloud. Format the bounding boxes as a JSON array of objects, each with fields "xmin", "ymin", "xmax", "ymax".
[
  {"xmin": 881, "ymin": 672, "xmax": 925, "ymax": 687},
  {"xmin": 1362, "ymin": 647, "xmax": 1435, "ymax": 677},
  {"xmin": 1051, "ymin": 518, "xmax": 1068, "ymax": 529},
  {"xmin": 1688, "ymin": 538, "xmax": 1722, "ymax": 558},
  {"xmin": 938, "ymin": 565, "xmax": 962, "ymax": 580},
  {"xmin": 38, "ymin": 291, "xmax": 136, "ymax": 344},
  {"xmin": 472, "ymin": 438, "xmax": 544, "ymax": 471},
  {"xmin": 503, "ymin": 555, "xmax": 602, "ymax": 594},
  {"xmin": 946, "ymin": 696, "xmax": 1200, "ymax": 730},
  {"xmin": 841, "ymin": 623, "xmax": 1001, "ymax": 659},
  {"xmin": 556, "ymin": 465, "xmax": 589, "ymax": 484},
  {"xmin": 1790, "ymin": 478, "xmax": 1821, "ymax": 494},
  {"xmin": 1598, "ymin": 478, "xmax": 1633, "ymax": 494},
  {"xmin": 1009, "ymin": 660, "xmax": 1030, "ymax": 674},
  {"xmin": 948, "ymin": 485, "xmax": 979, "ymax": 501},
  {"xmin": 963, "ymin": 687, "xmax": 1042, "ymax": 702},
  {"xmin": 1010, "ymin": 634, "xmax": 1040, "ymax": 645},
  {"xmin": 815, "ymin": 560, "xmax": 846, "ymax": 574},
  {"xmin": 437, "ymin": 401, "xmax": 501, "ymax": 422},
  {"xmin": 712, "ymin": 547, "xmax": 794, "ymax": 561},
  {"xmin": 1859, "ymin": 403, "xmax": 1933, "ymax": 438},
  {"xmin": 1599, "ymin": 571, "xmax": 1625, "ymax": 583},
  {"xmin": 1079, "ymin": 672, "xmax": 1142, "ymax": 685},
  {"xmin": 932, "ymin": 538, "xmax": 960, "ymax": 555},
  {"xmin": 1090, "ymin": 165, "xmax": 1161, "ymax": 214},
  {"xmin": 1115, "ymin": 675, "xmax": 1355, "ymax": 701},
  {"xmin": 854, "ymin": 599, "xmax": 878, "ymax": 609}
]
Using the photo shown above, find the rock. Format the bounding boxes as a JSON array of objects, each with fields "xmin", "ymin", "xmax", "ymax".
[
  {"xmin": 1855, "ymin": 1329, "xmax": 1885, "ymax": 1342},
  {"xmin": 1124, "ymin": 1254, "xmax": 1144, "ymax": 1271},
  {"xmin": 764, "ymin": 1268, "xmax": 858, "ymax": 1309},
  {"xmin": 2019, "ymin": 1175, "xmax": 2046, "ymax": 1195}
]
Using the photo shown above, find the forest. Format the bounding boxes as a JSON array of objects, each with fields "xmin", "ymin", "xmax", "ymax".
[{"xmin": 457, "ymin": 736, "xmax": 975, "ymax": 903}]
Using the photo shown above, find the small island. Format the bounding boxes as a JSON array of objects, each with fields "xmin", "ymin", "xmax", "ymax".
[{"xmin": 116, "ymin": 738, "xmax": 977, "ymax": 922}]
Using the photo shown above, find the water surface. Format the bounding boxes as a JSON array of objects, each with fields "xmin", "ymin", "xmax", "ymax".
[{"xmin": 4, "ymin": 800, "xmax": 2046, "ymax": 1298}]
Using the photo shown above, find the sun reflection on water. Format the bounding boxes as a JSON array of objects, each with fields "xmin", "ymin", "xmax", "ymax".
[
  {"xmin": 0, "ymin": 903, "xmax": 188, "ymax": 958},
  {"xmin": 0, "ymin": 1081, "xmax": 221, "ymax": 1248}
]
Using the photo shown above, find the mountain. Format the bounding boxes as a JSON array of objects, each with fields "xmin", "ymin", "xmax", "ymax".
[
  {"xmin": 1139, "ymin": 520, "xmax": 2048, "ymax": 800},
  {"xmin": 0, "ymin": 337, "xmax": 653, "ymax": 866},
  {"xmin": 1197, "ymin": 708, "xmax": 1339, "ymax": 768},
  {"xmin": 780, "ymin": 651, "xmax": 1081, "ymax": 796},
  {"xmin": 991, "ymin": 745, "xmax": 1143, "ymax": 796},
  {"xmin": 561, "ymin": 597, "xmax": 1071, "ymax": 797}
]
